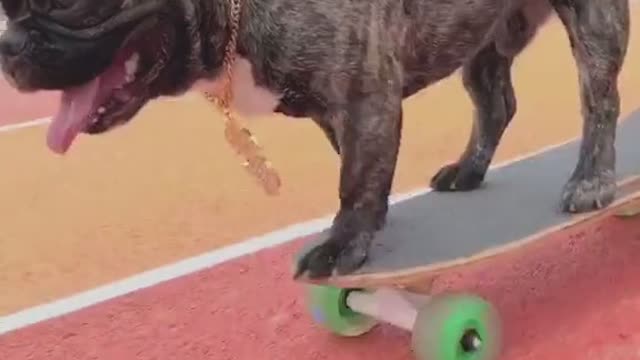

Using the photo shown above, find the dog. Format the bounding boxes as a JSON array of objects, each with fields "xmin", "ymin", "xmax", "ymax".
[{"xmin": 0, "ymin": 0, "xmax": 630, "ymax": 279}]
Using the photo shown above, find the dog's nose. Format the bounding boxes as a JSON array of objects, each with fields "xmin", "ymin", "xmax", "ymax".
[{"xmin": 0, "ymin": 29, "xmax": 28, "ymax": 57}]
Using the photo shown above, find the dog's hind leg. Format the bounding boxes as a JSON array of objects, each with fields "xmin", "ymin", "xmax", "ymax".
[
  {"xmin": 430, "ymin": 7, "xmax": 548, "ymax": 192},
  {"xmin": 430, "ymin": 43, "xmax": 518, "ymax": 191},
  {"xmin": 551, "ymin": 0, "xmax": 630, "ymax": 213}
]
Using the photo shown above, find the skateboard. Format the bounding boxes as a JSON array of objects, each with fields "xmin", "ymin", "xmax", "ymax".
[{"xmin": 293, "ymin": 108, "xmax": 640, "ymax": 360}]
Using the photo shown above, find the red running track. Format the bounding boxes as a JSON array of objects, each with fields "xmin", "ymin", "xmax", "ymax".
[
  {"xmin": 3, "ymin": 215, "xmax": 640, "ymax": 360},
  {"xmin": 0, "ymin": 80, "xmax": 57, "ymax": 125}
]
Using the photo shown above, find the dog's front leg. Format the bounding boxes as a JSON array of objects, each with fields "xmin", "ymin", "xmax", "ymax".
[
  {"xmin": 295, "ymin": 90, "xmax": 403, "ymax": 279},
  {"xmin": 311, "ymin": 114, "xmax": 341, "ymax": 155}
]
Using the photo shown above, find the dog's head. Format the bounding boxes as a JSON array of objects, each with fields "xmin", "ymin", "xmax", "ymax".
[{"xmin": 0, "ymin": 0, "xmax": 227, "ymax": 153}]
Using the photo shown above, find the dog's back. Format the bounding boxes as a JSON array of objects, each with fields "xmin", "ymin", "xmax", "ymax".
[{"xmin": 401, "ymin": 0, "xmax": 553, "ymax": 96}]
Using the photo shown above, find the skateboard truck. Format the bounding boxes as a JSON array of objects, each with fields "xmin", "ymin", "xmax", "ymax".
[{"xmin": 306, "ymin": 285, "xmax": 502, "ymax": 360}]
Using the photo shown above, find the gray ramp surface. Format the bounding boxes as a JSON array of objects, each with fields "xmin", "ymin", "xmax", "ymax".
[{"xmin": 314, "ymin": 109, "xmax": 640, "ymax": 275}]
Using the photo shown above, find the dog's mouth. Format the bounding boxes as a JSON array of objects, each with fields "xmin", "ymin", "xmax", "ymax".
[{"xmin": 47, "ymin": 20, "xmax": 172, "ymax": 154}]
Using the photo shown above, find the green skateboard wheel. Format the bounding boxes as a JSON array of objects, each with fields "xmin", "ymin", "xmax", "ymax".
[
  {"xmin": 411, "ymin": 293, "xmax": 501, "ymax": 360},
  {"xmin": 305, "ymin": 285, "xmax": 378, "ymax": 337}
]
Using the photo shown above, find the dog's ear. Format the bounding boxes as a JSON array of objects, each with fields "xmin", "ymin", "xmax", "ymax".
[{"xmin": 1, "ymin": 0, "xmax": 27, "ymax": 19}]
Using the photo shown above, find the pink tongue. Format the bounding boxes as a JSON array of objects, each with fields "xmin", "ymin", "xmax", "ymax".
[{"xmin": 47, "ymin": 78, "xmax": 101, "ymax": 154}]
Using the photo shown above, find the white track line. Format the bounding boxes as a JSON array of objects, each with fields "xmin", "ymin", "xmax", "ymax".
[
  {"xmin": 0, "ymin": 117, "xmax": 50, "ymax": 133},
  {"xmin": 0, "ymin": 137, "xmax": 575, "ymax": 335}
]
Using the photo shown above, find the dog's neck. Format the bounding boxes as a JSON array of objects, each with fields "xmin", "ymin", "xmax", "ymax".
[
  {"xmin": 197, "ymin": 0, "xmax": 241, "ymax": 80},
  {"xmin": 191, "ymin": 0, "xmax": 282, "ymax": 117}
]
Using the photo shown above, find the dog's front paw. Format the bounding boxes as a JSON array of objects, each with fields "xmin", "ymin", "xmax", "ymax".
[
  {"xmin": 561, "ymin": 170, "xmax": 616, "ymax": 213},
  {"xmin": 294, "ymin": 232, "xmax": 373, "ymax": 279},
  {"xmin": 430, "ymin": 162, "xmax": 485, "ymax": 191}
]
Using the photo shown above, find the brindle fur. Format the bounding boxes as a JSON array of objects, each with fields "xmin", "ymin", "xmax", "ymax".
[{"xmin": 0, "ymin": 0, "xmax": 631, "ymax": 278}]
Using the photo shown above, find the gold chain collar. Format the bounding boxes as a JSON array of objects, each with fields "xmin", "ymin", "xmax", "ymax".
[{"xmin": 202, "ymin": 0, "xmax": 281, "ymax": 195}]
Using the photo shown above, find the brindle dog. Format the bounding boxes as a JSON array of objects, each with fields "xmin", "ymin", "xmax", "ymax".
[{"xmin": 0, "ymin": 0, "xmax": 630, "ymax": 278}]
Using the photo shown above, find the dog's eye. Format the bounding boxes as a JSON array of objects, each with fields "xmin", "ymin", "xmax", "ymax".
[
  {"xmin": 28, "ymin": 0, "xmax": 71, "ymax": 12},
  {"xmin": 49, "ymin": 0, "xmax": 74, "ymax": 9},
  {"xmin": 29, "ymin": 0, "xmax": 50, "ymax": 12},
  {"xmin": 2, "ymin": 0, "xmax": 26, "ymax": 17}
]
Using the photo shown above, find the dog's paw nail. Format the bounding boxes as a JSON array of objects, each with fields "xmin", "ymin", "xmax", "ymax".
[
  {"xmin": 431, "ymin": 162, "xmax": 484, "ymax": 192},
  {"xmin": 561, "ymin": 174, "xmax": 616, "ymax": 213}
]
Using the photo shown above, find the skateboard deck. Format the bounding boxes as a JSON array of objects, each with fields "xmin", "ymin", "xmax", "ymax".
[{"xmin": 295, "ymin": 108, "xmax": 640, "ymax": 291}]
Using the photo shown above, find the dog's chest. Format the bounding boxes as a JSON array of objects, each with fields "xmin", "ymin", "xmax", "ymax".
[{"xmin": 193, "ymin": 57, "xmax": 282, "ymax": 117}]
